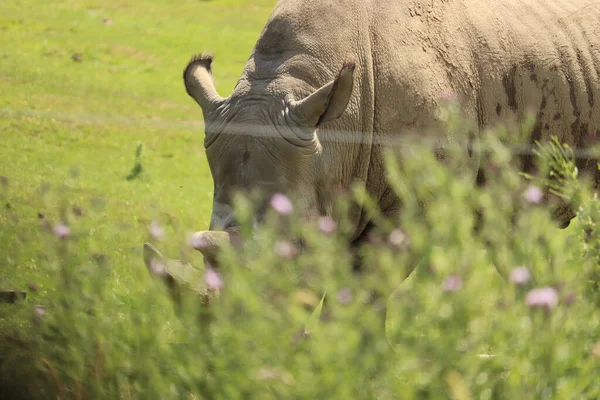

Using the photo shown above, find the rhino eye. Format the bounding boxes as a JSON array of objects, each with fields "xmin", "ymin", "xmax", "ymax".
[{"xmin": 242, "ymin": 150, "xmax": 250, "ymax": 163}]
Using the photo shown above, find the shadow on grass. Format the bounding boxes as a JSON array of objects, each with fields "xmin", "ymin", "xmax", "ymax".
[{"xmin": 0, "ymin": 326, "xmax": 52, "ymax": 399}]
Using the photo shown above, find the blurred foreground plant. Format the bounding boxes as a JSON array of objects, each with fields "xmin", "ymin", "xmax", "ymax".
[{"xmin": 6, "ymin": 118, "xmax": 600, "ymax": 399}]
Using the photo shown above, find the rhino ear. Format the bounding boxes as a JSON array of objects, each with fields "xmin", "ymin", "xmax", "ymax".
[
  {"xmin": 183, "ymin": 53, "xmax": 224, "ymax": 114},
  {"xmin": 290, "ymin": 62, "xmax": 355, "ymax": 127}
]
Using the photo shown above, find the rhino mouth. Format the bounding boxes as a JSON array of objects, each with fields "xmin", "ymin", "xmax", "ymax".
[
  {"xmin": 191, "ymin": 228, "xmax": 242, "ymax": 264},
  {"xmin": 191, "ymin": 226, "xmax": 306, "ymax": 266}
]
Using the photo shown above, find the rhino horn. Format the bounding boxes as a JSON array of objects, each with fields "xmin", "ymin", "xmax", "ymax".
[
  {"xmin": 183, "ymin": 53, "xmax": 224, "ymax": 113},
  {"xmin": 191, "ymin": 230, "xmax": 234, "ymax": 261},
  {"xmin": 290, "ymin": 62, "xmax": 355, "ymax": 127}
]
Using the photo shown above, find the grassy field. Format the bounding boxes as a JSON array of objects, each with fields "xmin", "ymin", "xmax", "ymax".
[
  {"xmin": 0, "ymin": 0, "xmax": 274, "ymax": 386},
  {"xmin": 0, "ymin": 1, "xmax": 276, "ymax": 303}
]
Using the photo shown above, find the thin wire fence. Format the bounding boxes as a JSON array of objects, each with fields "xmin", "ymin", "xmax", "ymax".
[{"xmin": 3, "ymin": 106, "xmax": 598, "ymax": 161}]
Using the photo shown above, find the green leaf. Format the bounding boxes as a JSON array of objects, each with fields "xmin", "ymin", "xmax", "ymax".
[
  {"xmin": 125, "ymin": 144, "xmax": 144, "ymax": 181},
  {"xmin": 305, "ymin": 293, "xmax": 326, "ymax": 335},
  {"xmin": 135, "ymin": 143, "xmax": 143, "ymax": 158}
]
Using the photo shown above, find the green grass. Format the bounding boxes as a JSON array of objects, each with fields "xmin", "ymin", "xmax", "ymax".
[{"xmin": 0, "ymin": 0, "xmax": 275, "ymax": 385}]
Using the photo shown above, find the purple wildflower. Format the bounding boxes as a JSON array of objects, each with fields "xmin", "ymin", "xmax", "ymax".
[
  {"xmin": 53, "ymin": 223, "xmax": 70, "ymax": 239},
  {"xmin": 442, "ymin": 275, "xmax": 463, "ymax": 293},
  {"xmin": 270, "ymin": 193, "xmax": 293, "ymax": 216},
  {"xmin": 526, "ymin": 287, "xmax": 558, "ymax": 310},
  {"xmin": 204, "ymin": 267, "xmax": 223, "ymax": 290},
  {"xmin": 317, "ymin": 216, "xmax": 337, "ymax": 234},
  {"xmin": 388, "ymin": 229, "xmax": 407, "ymax": 248},
  {"xmin": 336, "ymin": 288, "xmax": 353, "ymax": 305},
  {"xmin": 525, "ymin": 185, "xmax": 544, "ymax": 204},
  {"xmin": 148, "ymin": 258, "xmax": 167, "ymax": 277},
  {"xmin": 274, "ymin": 240, "xmax": 298, "ymax": 259},
  {"xmin": 509, "ymin": 266, "xmax": 531, "ymax": 285},
  {"xmin": 150, "ymin": 220, "xmax": 165, "ymax": 240},
  {"xmin": 34, "ymin": 305, "xmax": 46, "ymax": 318}
]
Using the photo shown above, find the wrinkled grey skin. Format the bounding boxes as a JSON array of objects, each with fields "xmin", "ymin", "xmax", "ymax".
[{"xmin": 184, "ymin": 0, "xmax": 600, "ymax": 265}]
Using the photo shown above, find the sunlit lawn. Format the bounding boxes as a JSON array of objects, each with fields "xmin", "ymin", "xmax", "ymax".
[{"xmin": 0, "ymin": 0, "xmax": 276, "ymax": 379}]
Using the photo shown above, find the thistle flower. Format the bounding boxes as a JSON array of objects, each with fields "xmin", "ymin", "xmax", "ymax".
[
  {"xmin": 526, "ymin": 287, "xmax": 558, "ymax": 310},
  {"xmin": 149, "ymin": 220, "xmax": 165, "ymax": 240},
  {"xmin": 204, "ymin": 267, "xmax": 223, "ymax": 290},
  {"xmin": 388, "ymin": 229, "xmax": 407, "ymax": 248},
  {"xmin": 509, "ymin": 266, "xmax": 531, "ymax": 285},
  {"xmin": 274, "ymin": 240, "xmax": 298, "ymax": 259},
  {"xmin": 317, "ymin": 216, "xmax": 337, "ymax": 234},
  {"xmin": 148, "ymin": 258, "xmax": 167, "ymax": 277},
  {"xmin": 32, "ymin": 305, "xmax": 46, "ymax": 324},
  {"xmin": 442, "ymin": 275, "xmax": 463, "ymax": 293},
  {"xmin": 270, "ymin": 193, "xmax": 293, "ymax": 215},
  {"xmin": 53, "ymin": 223, "xmax": 71, "ymax": 239},
  {"xmin": 336, "ymin": 288, "xmax": 353, "ymax": 305},
  {"xmin": 525, "ymin": 185, "xmax": 544, "ymax": 204},
  {"xmin": 34, "ymin": 305, "xmax": 46, "ymax": 318}
]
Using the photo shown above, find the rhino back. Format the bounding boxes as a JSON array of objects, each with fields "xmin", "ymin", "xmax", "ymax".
[
  {"xmin": 466, "ymin": 1, "xmax": 599, "ymax": 153},
  {"xmin": 369, "ymin": 0, "xmax": 599, "ymax": 153},
  {"xmin": 245, "ymin": 0, "xmax": 598, "ymax": 147},
  {"xmin": 234, "ymin": 0, "xmax": 599, "ymax": 236}
]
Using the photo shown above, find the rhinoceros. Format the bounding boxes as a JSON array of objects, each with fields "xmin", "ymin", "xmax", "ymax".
[{"xmin": 184, "ymin": 0, "xmax": 599, "ymax": 263}]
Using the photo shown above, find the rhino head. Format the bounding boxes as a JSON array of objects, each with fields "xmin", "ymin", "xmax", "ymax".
[{"xmin": 184, "ymin": 53, "xmax": 355, "ymax": 259}]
